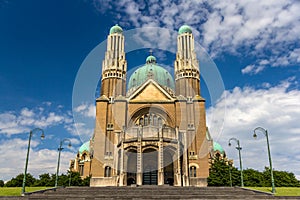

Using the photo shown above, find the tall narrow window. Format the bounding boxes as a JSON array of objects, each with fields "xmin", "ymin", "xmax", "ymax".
[
  {"xmin": 105, "ymin": 166, "xmax": 112, "ymax": 177},
  {"xmin": 144, "ymin": 115, "xmax": 148, "ymax": 126},
  {"xmin": 79, "ymin": 164, "xmax": 84, "ymax": 176},
  {"xmin": 189, "ymin": 166, "xmax": 196, "ymax": 177},
  {"xmin": 158, "ymin": 118, "xmax": 162, "ymax": 127}
]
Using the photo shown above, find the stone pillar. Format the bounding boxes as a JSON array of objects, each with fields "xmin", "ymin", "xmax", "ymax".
[
  {"xmin": 175, "ymin": 127, "xmax": 182, "ymax": 186},
  {"xmin": 136, "ymin": 126, "xmax": 143, "ymax": 185},
  {"xmin": 182, "ymin": 130, "xmax": 190, "ymax": 186},
  {"xmin": 158, "ymin": 129, "xmax": 164, "ymax": 185},
  {"xmin": 119, "ymin": 143, "xmax": 125, "ymax": 186},
  {"xmin": 119, "ymin": 130, "xmax": 125, "ymax": 186}
]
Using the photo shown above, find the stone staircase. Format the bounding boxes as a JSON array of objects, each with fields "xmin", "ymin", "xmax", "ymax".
[{"xmin": 20, "ymin": 186, "xmax": 279, "ymax": 200}]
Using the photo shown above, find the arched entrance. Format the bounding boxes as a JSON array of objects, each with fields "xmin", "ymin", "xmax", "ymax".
[
  {"xmin": 126, "ymin": 150, "xmax": 137, "ymax": 186},
  {"xmin": 164, "ymin": 149, "xmax": 175, "ymax": 185},
  {"xmin": 142, "ymin": 148, "xmax": 158, "ymax": 185}
]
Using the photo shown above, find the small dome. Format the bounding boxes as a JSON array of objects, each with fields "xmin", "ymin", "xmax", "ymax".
[
  {"xmin": 79, "ymin": 141, "xmax": 90, "ymax": 154},
  {"xmin": 128, "ymin": 57, "xmax": 175, "ymax": 91},
  {"xmin": 110, "ymin": 24, "xmax": 123, "ymax": 34},
  {"xmin": 146, "ymin": 55, "xmax": 156, "ymax": 64},
  {"xmin": 178, "ymin": 25, "xmax": 192, "ymax": 34},
  {"xmin": 213, "ymin": 142, "xmax": 224, "ymax": 154}
]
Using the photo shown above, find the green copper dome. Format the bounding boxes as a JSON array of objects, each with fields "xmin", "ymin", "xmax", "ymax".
[
  {"xmin": 178, "ymin": 25, "xmax": 192, "ymax": 34},
  {"xmin": 213, "ymin": 142, "xmax": 224, "ymax": 154},
  {"xmin": 79, "ymin": 141, "xmax": 90, "ymax": 154},
  {"xmin": 146, "ymin": 55, "xmax": 156, "ymax": 63},
  {"xmin": 110, "ymin": 24, "xmax": 123, "ymax": 34},
  {"xmin": 128, "ymin": 56, "xmax": 175, "ymax": 91}
]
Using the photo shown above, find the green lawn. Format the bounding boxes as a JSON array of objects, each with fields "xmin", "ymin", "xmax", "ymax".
[
  {"xmin": 0, "ymin": 187, "xmax": 51, "ymax": 196},
  {"xmin": 247, "ymin": 187, "xmax": 300, "ymax": 196}
]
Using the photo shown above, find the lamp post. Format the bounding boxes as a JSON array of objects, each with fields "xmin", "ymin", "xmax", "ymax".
[
  {"xmin": 55, "ymin": 139, "xmax": 72, "ymax": 188},
  {"xmin": 228, "ymin": 137, "xmax": 244, "ymax": 187},
  {"xmin": 22, "ymin": 128, "xmax": 45, "ymax": 194},
  {"xmin": 253, "ymin": 127, "xmax": 275, "ymax": 193}
]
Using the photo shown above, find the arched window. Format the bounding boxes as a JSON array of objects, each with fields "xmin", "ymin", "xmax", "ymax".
[
  {"xmin": 135, "ymin": 113, "xmax": 165, "ymax": 127},
  {"xmin": 79, "ymin": 164, "xmax": 84, "ymax": 176},
  {"xmin": 153, "ymin": 115, "xmax": 157, "ymax": 126},
  {"xmin": 144, "ymin": 115, "xmax": 149, "ymax": 126},
  {"xmin": 158, "ymin": 118, "xmax": 162, "ymax": 127},
  {"xmin": 105, "ymin": 166, "xmax": 112, "ymax": 177},
  {"xmin": 139, "ymin": 117, "xmax": 143, "ymax": 125},
  {"xmin": 149, "ymin": 114, "xmax": 153, "ymax": 125},
  {"xmin": 189, "ymin": 166, "xmax": 197, "ymax": 177},
  {"xmin": 82, "ymin": 153, "xmax": 86, "ymax": 160}
]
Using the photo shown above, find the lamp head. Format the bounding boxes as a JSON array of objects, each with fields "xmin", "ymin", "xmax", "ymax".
[
  {"xmin": 228, "ymin": 142, "xmax": 231, "ymax": 147},
  {"xmin": 253, "ymin": 132, "xmax": 257, "ymax": 139},
  {"xmin": 41, "ymin": 133, "xmax": 45, "ymax": 140},
  {"xmin": 68, "ymin": 143, "xmax": 72, "ymax": 148}
]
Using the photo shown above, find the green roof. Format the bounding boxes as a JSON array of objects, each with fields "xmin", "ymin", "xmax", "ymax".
[
  {"xmin": 128, "ymin": 56, "xmax": 175, "ymax": 91},
  {"xmin": 79, "ymin": 141, "xmax": 90, "ymax": 154},
  {"xmin": 178, "ymin": 25, "xmax": 192, "ymax": 34},
  {"xmin": 146, "ymin": 55, "xmax": 156, "ymax": 64},
  {"xmin": 213, "ymin": 142, "xmax": 224, "ymax": 154},
  {"xmin": 110, "ymin": 24, "xmax": 123, "ymax": 34}
]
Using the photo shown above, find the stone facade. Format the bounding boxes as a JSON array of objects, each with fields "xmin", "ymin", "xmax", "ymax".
[{"xmin": 71, "ymin": 25, "xmax": 222, "ymax": 187}]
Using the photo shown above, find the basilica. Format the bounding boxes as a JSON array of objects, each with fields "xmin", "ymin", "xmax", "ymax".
[{"xmin": 70, "ymin": 25, "xmax": 226, "ymax": 187}]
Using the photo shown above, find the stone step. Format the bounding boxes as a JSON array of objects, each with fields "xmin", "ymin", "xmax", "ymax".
[
  {"xmin": 23, "ymin": 186, "xmax": 276, "ymax": 200},
  {"xmin": 27, "ymin": 195, "xmax": 274, "ymax": 200}
]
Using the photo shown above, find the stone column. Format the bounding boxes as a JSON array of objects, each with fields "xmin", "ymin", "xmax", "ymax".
[
  {"xmin": 175, "ymin": 127, "xmax": 182, "ymax": 186},
  {"xmin": 119, "ymin": 130, "xmax": 125, "ymax": 186},
  {"xmin": 182, "ymin": 130, "xmax": 190, "ymax": 186},
  {"xmin": 158, "ymin": 128, "xmax": 164, "ymax": 185},
  {"xmin": 119, "ymin": 141, "xmax": 125, "ymax": 186},
  {"xmin": 136, "ymin": 126, "xmax": 143, "ymax": 185}
]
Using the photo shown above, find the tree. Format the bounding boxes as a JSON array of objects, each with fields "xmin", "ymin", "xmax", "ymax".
[
  {"xmin": 243, "ymin": 168, "xmax": 264, "ymax": 187},
  {"xmin": 0, "ymin": 180, "xmax": 4, "ymax": 187},
  {"xmin": 81, "ymin": 175, "xmax": 91, "ymax": 186},
  {"xmin": 33, "ymin": 173, "xmax": 54, "ymax": 187},
  {"xmin": 207, "ymin": 157, "xmax": 240, "ymax": 186},
  {"xmin": 68, "ymin": 171, "xmax": 83, "ymax": 186},
  {"xmin": 5, "ymin": 173, "xmax": 36, "ymax": 187},
  {"xmin": 268, "ymin": 168, "xmax": 300, "ymax": 187}
]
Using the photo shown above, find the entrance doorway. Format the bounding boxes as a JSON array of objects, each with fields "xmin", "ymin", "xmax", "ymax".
[
  {"xmin": 127, "ymin": 150, "xmax": 137, "ymax": 186},
  {"xmin": 142, "ymin": 148, "xmax": 158, "ymax": 185},
  {"xmin": 164, "ymin": 149, "xmax": 174, "ymax": 185}
]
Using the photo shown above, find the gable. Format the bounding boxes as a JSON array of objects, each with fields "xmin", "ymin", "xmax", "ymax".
[{"xmin": 129, "ymin": 80, "xmax": 174, "ymax": 102}]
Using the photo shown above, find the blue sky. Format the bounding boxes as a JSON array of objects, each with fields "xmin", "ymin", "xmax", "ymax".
[{"xmin": 0, "ymin": 0, "xmax": 300, "ymax": 182}]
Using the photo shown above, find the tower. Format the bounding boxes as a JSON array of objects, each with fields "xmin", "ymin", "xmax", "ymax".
[
  {"xmin": 174, "ymin": 25, "xmax": 209, "ymax": 186},
  {"xmin": 174, "ymin": 25, "xmax": 200, "ymax": 97},
  {"xmin": 101, "ymin": 24, "xmax": 127, "ymax": 97}
]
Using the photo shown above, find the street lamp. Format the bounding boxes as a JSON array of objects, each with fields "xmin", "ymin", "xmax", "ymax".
[
  {"xmin": 22, "ymin": 128, "xmax": 45, "ymax": 194},
  {"xmin": 228, "ymin": 137, "xmax": 244, "ymax": 187},
  {"xmin": 253, "ymin": 127, "xmax": 276, "ymax": 193},
  {"xmin": 55, "ymin": 138, "xmax": 72, "ymax": 187}
]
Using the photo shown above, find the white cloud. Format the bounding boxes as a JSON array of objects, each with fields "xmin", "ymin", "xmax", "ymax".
[
  {"xmin": 92, "ymin": 0, "xmax": 300, "ymax": 68},
  {"xmin": 0, "ymin": 138, "xmax": 75, "ymax": 182},
  {"xmin": 73, "ymin": 103, "xmax": 95, "ymax": 118},
  {"xmin": 241, "ymin": 64, "xmax": 265, "ymax": 75},
  {"xmin": 0, "ymin": 103, "xmax": 73, "ymax": 136},
  {"xmin": 207, "ymin": 78, "xmax": 300, "ymax": 179}
]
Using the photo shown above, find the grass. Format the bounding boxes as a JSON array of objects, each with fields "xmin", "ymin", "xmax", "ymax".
[
  {"xmin": 0, "ymin": 187, "xmax": 51, "ymax": 196},
  {"xmin": 247, "ymin": 187, "xmax": 300, "ymax": 196}
]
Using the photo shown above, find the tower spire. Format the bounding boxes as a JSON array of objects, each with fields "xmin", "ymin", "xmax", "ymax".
[
  {"xmin": 101, "ymin": 24, "xmax": 127, "ymax": 97},
  {"xmin": 174, "ymin": 25, "xmax": 200, "ymax": 97}
]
